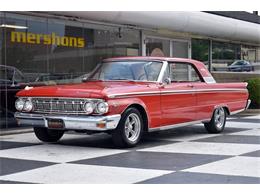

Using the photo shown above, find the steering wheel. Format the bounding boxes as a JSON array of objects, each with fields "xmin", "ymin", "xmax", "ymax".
[{"xmin": 137, "ymin": 73, "xmax": 146, "ymax": 80}]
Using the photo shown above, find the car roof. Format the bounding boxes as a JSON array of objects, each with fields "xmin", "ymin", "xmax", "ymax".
[{"xmin": 103, "ymin": 56, "xmax": 201, "ymax": 64}]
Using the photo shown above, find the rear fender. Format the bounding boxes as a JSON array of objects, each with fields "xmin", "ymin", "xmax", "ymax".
[{"xmin": 212, "ymin": 104, "xmax": 230, "ymax": 117}]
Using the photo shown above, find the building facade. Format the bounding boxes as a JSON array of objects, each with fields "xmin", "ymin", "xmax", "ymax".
[{"xmin": 0, "ymin": 11, "xmax": 260, "ymax": 129}]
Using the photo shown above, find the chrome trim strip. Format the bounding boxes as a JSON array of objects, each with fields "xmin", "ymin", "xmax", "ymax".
[
  {"xmin": 98, "ymin": 80, "xmax": 159, "ymax": 83},
  {"xmin": 157, "ymin": 61, "xmax": 168, "ymax": 83},
  {"xmin": 160, "ymin": 89, "xmax": 246, "ymax": 95},
  {"xmin": 230, "ymin": 109, "xmax": 245, "ymax": 115},
  {"xmin": 230, "ymin": 99, "xmax": 251, "ymax": 115},
  {"xmin": 108, "ymin": 91, "xmax": 160, "ymax": 98},
  {"xmin": 15, "ymin": 112, "xmax": 121, "ymax": 131},
  {"xmin": 18, "ymin": 97, "xmax": 107, "ymax": 115},
  {"xmin": 18, "ymin": 97, "xmax": 104, "ymax": 101},
  {"xmin": 108, "ymin": 88, "xmax": 247, "ymax": 98},
  {"xmin": 149, "ymin": 119, "xmax": 211, "ymax": 132},
  {"xmin": 245, "ymin": 99, "xmax": 251, "ymax": 110}
]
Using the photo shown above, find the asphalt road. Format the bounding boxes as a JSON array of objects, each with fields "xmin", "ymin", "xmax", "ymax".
[{"xmin": 0, "ymin": 114, "xmax": 259, "ymax": 184}]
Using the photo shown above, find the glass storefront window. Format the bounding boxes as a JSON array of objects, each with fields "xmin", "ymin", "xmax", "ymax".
[
  {"xmin": 212, "ymin": 41, "xmax": 241, "ymax": 71},
  {"xmin": 0, "ymin": 12, "xmax": 140, "ymax": 129},
  {"xmin": 192, "ymin": 39, "xmax": 209, "ymax": 65},
  {"xmin": 0, "ymin": 14, "xmax": 5, "ymax": 129},
  {"xmin": 3, "ymin": 14, "xmax": 48, "ymax": 82},
  {"xmin": 47, "ymin": 19, "xmax": 84, "ymax": 82},
  {"xmin": 0, "ymin": 13, "xmax": 3, "ymax": 65},
  {"xmin": 83, "ymin": 27, "xmax": 140, "ymax": 76},
  {"xmin": 241, "ymin": 45, "xmax": 259, "ymax": 63},
  {"xmin": 172, "ymin": 41, "xmax": 189, "ymax": 58},
  {"xmin": 146, "ymin": 37, "xmax": 170, "ymax": 57}
]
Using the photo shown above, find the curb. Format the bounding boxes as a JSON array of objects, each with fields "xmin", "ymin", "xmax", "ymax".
[{"xmin": 0, "ymin": 128, "xmax": 33, "ymax": 136}]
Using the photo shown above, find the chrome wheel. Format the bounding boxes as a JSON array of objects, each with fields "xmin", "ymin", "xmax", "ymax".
[
  {"xmin": 124, "ymin": 113, "xmax": 141, "ymax": 142},
  {"xmin": 214, "ymin": 107, "xmax": 225, "ymax": 129},
  {"xmin": 112, "ymin": 107, "xmax": 144, "ymax": 148}
]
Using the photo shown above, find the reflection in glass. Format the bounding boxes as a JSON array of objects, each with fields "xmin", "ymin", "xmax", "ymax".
[
  {"xmin": 146, "ymin": 38, "xmax": 170, "ymax": 57},
  {"xmin": 192, "ymin": 39, "xmax": 209, "ymax": 65},
  {"xmin": 0, "ymin": 13, "xmax": 141, "ymax": 129},
  {"xmin": 47, "ymin": 21, "xmax": 84, "ymax": 81},
  {"xmin": 172, "ymin": 41, "xmax": 188, "ymax": 58},
  {"xmin": 212, "ymin": 41, "xmax": 241, "ymax": 71}
]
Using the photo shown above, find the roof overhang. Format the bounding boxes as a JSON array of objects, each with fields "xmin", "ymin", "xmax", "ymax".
[{"xmin": 52, "ymin": 11, "xmax": 260, "ymax": 45}]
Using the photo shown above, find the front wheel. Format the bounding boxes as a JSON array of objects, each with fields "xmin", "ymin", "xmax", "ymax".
[
  {"xmin": 112, "ymin": 108, "xmax": 143, "ymax": 148},
  {"xmin": 34, "ymin": 127, "xmax": 64, "ymax": 142},
  {"xmin": 204, "ymin": 107, "xmax": 226, "ymax": 133}
]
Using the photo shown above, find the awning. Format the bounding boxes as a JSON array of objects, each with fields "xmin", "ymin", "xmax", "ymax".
[{"xmin": 55, "ymin": 11, "xmax": 260, "ymax": 44}]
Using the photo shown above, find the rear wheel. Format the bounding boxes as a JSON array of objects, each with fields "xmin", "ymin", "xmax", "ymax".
[
  {"xmin": 112, "ymin": 108, "xmax": 143, "ymax": 148},
  {"xmin": 34, "ymin": 127, "xmax": 64, "ymax": 142},
  {"xmin": 204, "ymin": 107, "xmax": 226, "ymax": 133}
]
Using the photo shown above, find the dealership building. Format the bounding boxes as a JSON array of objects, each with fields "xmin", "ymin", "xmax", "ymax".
[{"xmin": 0, "ymin": 11, "xmax": 260, "ymax": 129}]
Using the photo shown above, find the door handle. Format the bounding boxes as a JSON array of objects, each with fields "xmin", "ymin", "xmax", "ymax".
[{"xmin": 187, "ymin": 84, "xmax": 194, "ymax": 88}]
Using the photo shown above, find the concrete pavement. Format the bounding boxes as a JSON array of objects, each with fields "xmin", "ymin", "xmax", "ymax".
[{"xmin": 0, "ymin": 114, "xmax": 259, "ymax": 184}]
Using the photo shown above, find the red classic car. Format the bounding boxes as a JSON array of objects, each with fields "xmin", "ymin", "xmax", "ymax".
[{"xmin": 14, "ymin": 57, "xmax": 251, "ymax": 147}]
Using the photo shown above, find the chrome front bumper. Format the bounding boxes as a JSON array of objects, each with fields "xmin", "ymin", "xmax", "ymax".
[{"xmin": 14, "ymin": 112, "xmax": 121, "ymax": 131}]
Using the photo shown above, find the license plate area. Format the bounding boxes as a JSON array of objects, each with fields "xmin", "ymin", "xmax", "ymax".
[{"xmin": 47, "ymin": 118, "xmax": 64, "ymax": 129}]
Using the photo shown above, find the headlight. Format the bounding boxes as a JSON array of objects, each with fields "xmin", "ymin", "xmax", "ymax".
[
  {"xmin": 96, "ymin": 102, "xmax": 109, "ymax": 114},
  {"xmin": 15, "ymin": 98, "xmax": 25, "ymax": 111},
  {"xmin": 83, "ymin": 102, "xmax": 94, "ymax": 114},
  {"xmin": 23, "ymin": 100, "xmax": 33, "ymax": 112}
]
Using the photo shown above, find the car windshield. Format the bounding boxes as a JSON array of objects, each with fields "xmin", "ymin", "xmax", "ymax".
[
  {"xmin": 87, "ymin": 61, "xmax": 163, "ymax": 82},
  {"xmin": 231, "ymin": 61, "xmax": 245, "ymax": 66}
]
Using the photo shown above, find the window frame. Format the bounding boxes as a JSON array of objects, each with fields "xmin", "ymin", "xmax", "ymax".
[{"xmin": 164, "ymin": 61, "xmax": 204, "ymax": 83}]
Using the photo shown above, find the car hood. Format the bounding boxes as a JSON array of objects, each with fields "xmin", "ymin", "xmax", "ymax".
[{"xmin": 16, "ymin": 81, "xmax": 158, "ymax": 99}]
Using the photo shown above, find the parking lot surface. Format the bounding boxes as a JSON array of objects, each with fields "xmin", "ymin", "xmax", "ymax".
[{"xmin": 0, "ymin": 114, "xmax": 259, "ymax": 184}]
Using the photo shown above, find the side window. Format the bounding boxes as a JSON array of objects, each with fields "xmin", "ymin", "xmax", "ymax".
[{"xmin": 169, "ymin": 63, "xmax": 201, "ymax": 82}]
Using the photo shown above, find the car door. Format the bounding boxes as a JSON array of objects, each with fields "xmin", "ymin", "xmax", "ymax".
[{"xmin": 160, "ymin": 62, "xmax": 198, "ymax": 127}]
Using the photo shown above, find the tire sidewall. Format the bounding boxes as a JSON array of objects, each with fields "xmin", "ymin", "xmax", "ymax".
[
  {"xmin": 34, "ymin": 127, "xmax": 64, "ymax": 142},
  {"xmin": 213, "ymin": 108, "xmax": 226, "ymax": 132},
  {"xmin": 118, "ymin": 108, "xmax": 144, "ymax": 146}
]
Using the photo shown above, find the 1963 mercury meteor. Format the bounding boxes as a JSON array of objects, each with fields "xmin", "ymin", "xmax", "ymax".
[{"xmin": 14, "ymin": 57, "xmax": 251, "ymax": 147}]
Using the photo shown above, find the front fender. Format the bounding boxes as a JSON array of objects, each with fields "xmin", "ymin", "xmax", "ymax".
[{"xmin": 106, "ymin": 97, "xmax": 150, "ymax": 125}]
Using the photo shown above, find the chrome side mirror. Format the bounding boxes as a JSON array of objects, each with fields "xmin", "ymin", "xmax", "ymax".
[
  {"xmin": 164, "ymin": 77, "xmax": 171, "ymax": 84},
  {"xmin": 82, "ymin": 77, "xmax": 88, "ymax": 82}
]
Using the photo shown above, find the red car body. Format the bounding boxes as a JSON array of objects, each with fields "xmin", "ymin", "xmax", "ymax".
[{"xmin": 14, "ymin": 57, "xmax": 250, "ymax": 147}]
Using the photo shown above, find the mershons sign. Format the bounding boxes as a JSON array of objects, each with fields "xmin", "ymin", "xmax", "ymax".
[{"xmin": 11, "ymin": 31, "xmax": 85, "ymax": 48}]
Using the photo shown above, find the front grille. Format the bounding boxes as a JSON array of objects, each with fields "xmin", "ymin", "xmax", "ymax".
[{"xmin": 31, "ymin": 98, "xmax": 90, "ymax": 115}]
